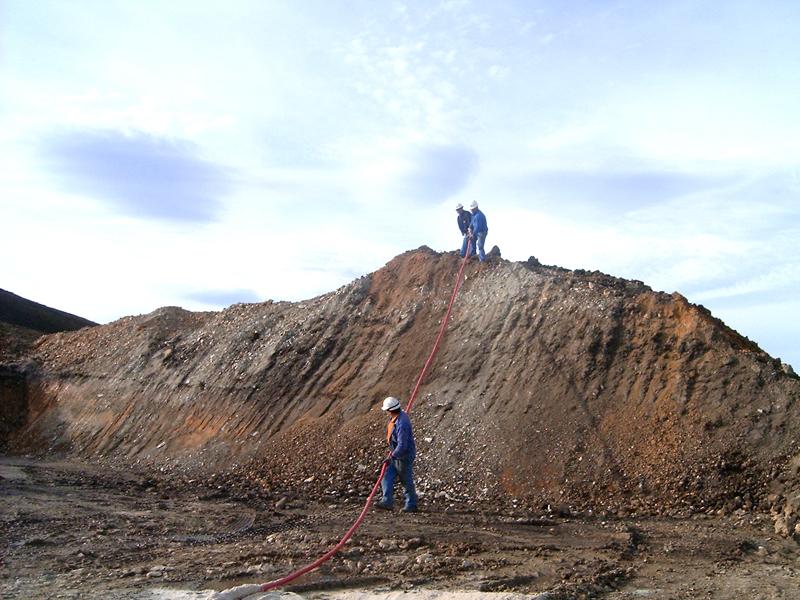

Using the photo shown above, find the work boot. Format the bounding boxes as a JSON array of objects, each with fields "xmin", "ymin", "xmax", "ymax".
[
  {"xmin": 401, "ymin": 505, "xmax": 417, "ymax": 513},
  {"xmin": 375, "ymin": 501, "xmax": 393, "ymax": 510}
]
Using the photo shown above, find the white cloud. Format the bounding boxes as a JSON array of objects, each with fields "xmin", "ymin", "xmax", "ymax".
[
  {"xmin": 1, "ymin": 0, "xmax": 798, "ymax": 370},
  {"xmin": 693, "ymin": 263, "xmax": 800, "ymax": 303}
]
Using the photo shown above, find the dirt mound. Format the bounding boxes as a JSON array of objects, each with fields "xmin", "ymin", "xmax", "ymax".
[{"xmin": 3, "ymin": 248, "xmax": 800, "ymax": 520}]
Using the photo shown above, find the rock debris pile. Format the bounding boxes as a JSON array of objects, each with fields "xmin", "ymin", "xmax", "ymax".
[{"xmin": 2, "ymin": 247, "xmax": 800, "ymax": 537}]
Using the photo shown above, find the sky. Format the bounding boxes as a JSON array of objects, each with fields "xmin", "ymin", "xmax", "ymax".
[{"xmin": 1, "ymin": 0, "xmax": 798, "ymax": 369}]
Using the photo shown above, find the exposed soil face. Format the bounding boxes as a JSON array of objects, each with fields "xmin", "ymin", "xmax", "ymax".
[
  {"xmin": 2, "ymin": 248, "xmax": 800, "ymax": 597},
  {"xmin": 5, "ymin": 249, "xmax": 799, "ymax": 515},
  {"xmin": 3, "ymin": 458, "xmax": 799, "ymax": 600}
]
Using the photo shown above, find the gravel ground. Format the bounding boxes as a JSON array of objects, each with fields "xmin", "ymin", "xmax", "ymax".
[{"xmin": 3, "ymin": 458, "xmax": 799, "ymax": 600}]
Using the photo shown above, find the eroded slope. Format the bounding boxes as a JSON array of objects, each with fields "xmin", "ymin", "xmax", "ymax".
[{"xmin": 6, "ymin": 248, "xmax": 800, "ymax": 517}]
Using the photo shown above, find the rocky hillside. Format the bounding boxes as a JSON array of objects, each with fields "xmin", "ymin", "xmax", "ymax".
[{"xmin": 3, "ymin": 248, "xmax": 799, "ymax": 522}]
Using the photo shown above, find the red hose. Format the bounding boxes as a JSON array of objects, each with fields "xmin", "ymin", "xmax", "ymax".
[
  {"xmin": 405, "ymin": 239, "xmax": 471, "ymax": 413},
  {"xmin": 259, "ymin": 243, "xmax": 472, "ymax": 592},
  {"xmin": 259, "ymin": 463, "xmax": 387, "ymax": 591}
]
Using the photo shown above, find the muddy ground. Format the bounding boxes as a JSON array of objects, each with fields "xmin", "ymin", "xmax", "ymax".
[{"xmin": 2, "ymin": 458, "xmax": 799, "ymax": 599}]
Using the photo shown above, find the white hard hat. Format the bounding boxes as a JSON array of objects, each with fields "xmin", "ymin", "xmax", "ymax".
[
  {"xmin": 469, "ymin": 201, "xmax": 479, "ymax": 209},
  {"xmin": 455, "ymin": 203, "xmax": 463, "ymax": 210},
  {"xmin": 381, "ymin": 396, "xmax": 402, "ymax": 411}
]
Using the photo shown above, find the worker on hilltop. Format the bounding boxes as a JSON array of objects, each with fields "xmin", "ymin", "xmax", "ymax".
[
  {"xmin": 376, "ymin": 396, "xmax": 418, "ymax": 512},
  {"xmin": 467, "ymin": 201, "xmax": 489, "ymax": 262},
  {"xmin": 456, "ymin": 203, "xmax": 472, "ymax": 255}
]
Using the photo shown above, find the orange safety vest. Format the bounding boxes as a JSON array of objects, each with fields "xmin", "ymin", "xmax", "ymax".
[{"xmin": 386, "ymin": 413, "xmax": 398, "ymax": 444}]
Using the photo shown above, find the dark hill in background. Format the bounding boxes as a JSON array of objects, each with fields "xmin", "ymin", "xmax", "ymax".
[
  {"xmin": 0, "ymin": 288, "xmax": 96, "ymax": 363},
  {"xmin": 0, "ymin": 288, "xmax": 97, "ymax": 334},
  {"xmin": 2, "ymin": 249, "xmax": 800, "ymax": 537}
]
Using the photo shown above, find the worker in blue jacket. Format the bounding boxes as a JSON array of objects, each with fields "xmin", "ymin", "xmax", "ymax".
[
  {"xmin": 468, "ymin": 201, "xmax": 489, "ymax": 261},
  {"xmin": 456, "ymin": 203, "xmax": 472, "ymax": 256},
  {"xmin": 376, "ymin": 396, "xmax": 418, "ymax": 512}
]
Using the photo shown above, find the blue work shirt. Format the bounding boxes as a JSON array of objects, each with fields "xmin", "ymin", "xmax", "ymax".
[
  {"xmin": 470, "ymin": 209, "xmax": 488, "ymax": 235},
  {"xmin": 389, "ymin": 411, "xmax": 416, "ymax": 460}
]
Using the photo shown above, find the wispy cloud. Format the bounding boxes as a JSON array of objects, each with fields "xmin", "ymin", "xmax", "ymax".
[
  {"xmin": 3, "ymin": 1, "xmax": 799, "ymax": 368},
  {"xmin": 40, "ymin": 129, "xmax": 233, "ymax": 223},
  {"xmin": 519, "ymin": 168, "xmax": 727, "ymax": 217},
  {"xmin": 396, "ymin": 143, "xmax": 479, "ymax": 203},
  {"xmin": 597, "ymin": 171, "xmax": 800, "ymax": 312}
]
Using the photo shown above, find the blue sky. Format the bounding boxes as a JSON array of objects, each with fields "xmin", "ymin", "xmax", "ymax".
[{"xmin": 1, "ymin": 0, "xmax": 798, "ymax": 369}]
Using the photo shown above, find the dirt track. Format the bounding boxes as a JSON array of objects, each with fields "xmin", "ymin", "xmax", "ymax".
[{"xmin": 2, "ymin": 458, "xmax": 799, "ymax": 599}]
